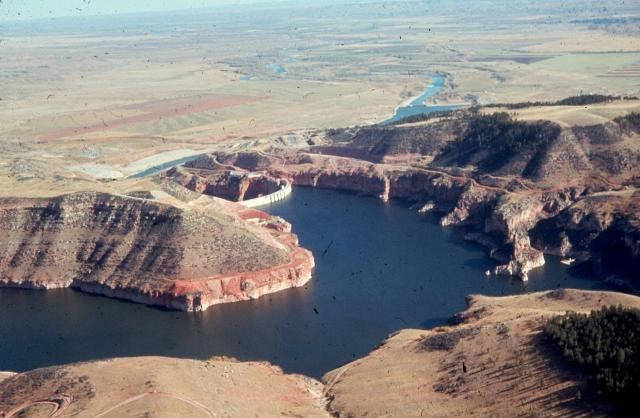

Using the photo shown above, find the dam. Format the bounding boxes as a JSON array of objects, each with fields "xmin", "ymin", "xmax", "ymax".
[{"xmin": 240, "ymin": 178, "xmax": 292, "ymax": 207}]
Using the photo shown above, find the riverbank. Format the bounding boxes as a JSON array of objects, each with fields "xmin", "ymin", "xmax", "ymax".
[{"xmin": 3, "ymin": 289, "xmax": 637, "ymax": 417}]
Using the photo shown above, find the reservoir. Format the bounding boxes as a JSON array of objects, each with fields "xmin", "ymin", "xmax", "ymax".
[{"xmin": 0, "ymin": 188, "xmax": 609, "ymax": 378}]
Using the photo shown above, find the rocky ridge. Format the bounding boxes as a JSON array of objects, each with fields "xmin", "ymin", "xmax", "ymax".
[{"xmin": 194, "ymin": 107, "xmax": 640, "ymax": 285}]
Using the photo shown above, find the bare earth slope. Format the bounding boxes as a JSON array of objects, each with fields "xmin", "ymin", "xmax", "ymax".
[
  {"xmin": 0, "ymin": 192, "xmax": 314, "ymax": 311},
  {"xmin": 0, "ymin": 373, "xmax": 16, "ymax": 384},
  {"xmin": 324, "ymin": 289, "xmax": 640, "ymax": 418},
  {"xmin": 0, "ymin": 357, "xmax": 327, "ymax": 417}
]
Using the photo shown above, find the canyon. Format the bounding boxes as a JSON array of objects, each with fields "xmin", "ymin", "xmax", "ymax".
[
  {"xmin": 176, "ymin": 102, "xmax": 640, "ymax": 288},
  {"xmin": 1, "ymin": 99, "xmax": 637, "ymax": 308},
  {"xmin": 2, "ymin": 3, "xmax": 640, "ymax": 416},
  {"xmin": 2, "ymin": 99, "xmax": 639, "ymax": 415}
]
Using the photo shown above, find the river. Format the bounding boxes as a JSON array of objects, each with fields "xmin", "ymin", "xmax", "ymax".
[
  {"xmin": 382, "ymin": 74, "xmax": 462, "ymax": 125},
  {"xmin": 0, "ymin": 188, "xmax": 609, "ymax": 378}
]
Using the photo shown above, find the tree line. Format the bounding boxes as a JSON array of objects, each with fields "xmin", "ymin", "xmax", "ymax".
[
  {"xmin": 544, "ymin": 305, "xmax": 640, "ymax": 404},
  {"xmin": 436, "ymin": 112, "xmax": 561, "ymax": 175}
]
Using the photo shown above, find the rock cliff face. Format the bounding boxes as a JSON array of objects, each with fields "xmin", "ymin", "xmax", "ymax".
[
  {"xmin": 291, "ymin": 166, "xmax": 390, "ymax": 200},
  {"xmin": 165, "ymin": 166, "xmax": 283, "ymax": 202},
  {"xmin": 531, "ymin": 193, "xmax": 640, "ymax": 288},
  {"xmin": 284, "ymin": 163, "xmax": 546, "ymax": 280},
  {"xmin": 0, "ymin": 192, "xmax": 314, "ymax": 311},
  {"xmin": 180, "ymin": 108, "xmax": 640, "ymax": 286}
]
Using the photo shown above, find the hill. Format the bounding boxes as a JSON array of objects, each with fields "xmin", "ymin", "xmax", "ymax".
[
  {"xmin": 0, "ymin": 357, "xmax": 327, "ymax": 417},
  {"xmin": 0, "ymin": 191, "xmax": 314, "ymax": 311},
  {"xmin": 324, "ymin": 289, "xmax": 640, "ymax": 417}
]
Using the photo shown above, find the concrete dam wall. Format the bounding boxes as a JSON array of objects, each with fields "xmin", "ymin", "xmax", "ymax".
[{"xmin": 240, "ymin": 179, "xmax": 292, "ymax": 208}]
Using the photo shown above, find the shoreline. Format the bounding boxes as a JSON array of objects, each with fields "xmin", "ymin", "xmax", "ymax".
[
  {"xmin": 0, "ymin": 195, "xmax": 315, "ymax": 312},
  {"xmin": 264, "ymin": 158, "xmax": 638, "ymax": 290}
]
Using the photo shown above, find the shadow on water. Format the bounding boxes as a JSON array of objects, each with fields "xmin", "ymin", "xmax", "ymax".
[{"xmin": 0, "ymin": 187, "xmax": 610, "ymax": 378}]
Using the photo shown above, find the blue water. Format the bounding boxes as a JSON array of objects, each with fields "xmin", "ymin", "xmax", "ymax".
[
  {"xmin": 410, "ymin": 73, "xmax": 447, "ymax": 106},
  {"xmin": 0, "ymin": 188, "xmax": 609, "ymax": 378},
  {"xmin": 382, "ymin": 74, "xmax": 462, "ymax": 125},
  {"xmin": 266, "ymin": 63, "xmax": 287, "ymax": 75}
]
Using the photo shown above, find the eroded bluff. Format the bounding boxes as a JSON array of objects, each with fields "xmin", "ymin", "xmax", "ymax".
[
  {"xmin": 189, "ymin": 109, "xmax": 640, "ymax": 287},
  {"xmin": 164, "ymin": 156, "xmax": 285, "ymax": 202},
  {"xmin": 0, "ymin": 192, "xmax": 314, "ymax": 311}
]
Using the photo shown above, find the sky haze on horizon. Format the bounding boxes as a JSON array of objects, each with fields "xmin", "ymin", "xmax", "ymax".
[{"xmin": 0, "ymin": 0, "xmax": 376, "ymax": 22}]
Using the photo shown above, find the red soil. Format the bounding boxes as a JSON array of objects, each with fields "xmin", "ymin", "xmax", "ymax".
[
  {"xmin": 39, "ymin": 95, "xmax": 265, "ymax": 141},
  {"xmin": 236, "ymin": 208, "xmax": 272, "ymax": 221}
]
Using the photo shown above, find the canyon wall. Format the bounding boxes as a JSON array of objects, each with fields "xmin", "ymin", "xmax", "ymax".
[
  {"xmin": 190, "ymin": 109, "xmax": 640, "ymax": 285},
  {"xmin": 161, "ymin": 108, "xmax": 640, "ymax": 286},
  {"xmin": 286, "ymin": 164, "xmax": 544, "ymax": 280},
  {"xmin": 166, "ymin": 166, "xmax": 284, "ymax": 203},
  {"xmin": 0, "ymin": 192, "xmax": 314, "ymax": 311},
  {"xmin": 286, "ymin": 165, "xmax": 638, "ymax": 284}
]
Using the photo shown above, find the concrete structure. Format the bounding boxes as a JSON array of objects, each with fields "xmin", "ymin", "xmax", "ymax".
[{"xmin": 240, "ymin": 179, "xmax": 292, "ymax": 208}]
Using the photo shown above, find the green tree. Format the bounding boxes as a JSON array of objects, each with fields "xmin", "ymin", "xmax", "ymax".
[{"xmin": 544, "ymin": 305, "xmax": 640, "ymax": 404}]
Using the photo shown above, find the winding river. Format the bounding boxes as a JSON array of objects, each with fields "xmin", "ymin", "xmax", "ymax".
[
  {"xmin": 382, "ymin": 74, "xmax": 462, "ymax": 125},
  {"xmin": 0, "ymin": 188, "xmax": 610, "ymax": 378}
]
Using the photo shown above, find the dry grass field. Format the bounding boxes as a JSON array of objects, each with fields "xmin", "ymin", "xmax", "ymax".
[
  {"xmin": 324, "ymin": 289, "xmax": 640, "ymax": 418},
  {"xmin": 1, "ymin": 0, "xmax": 639, "ymax": 199},
  {"xmin": 0, "ymin": 357, "xmax": 327, "ymax": 417}
]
